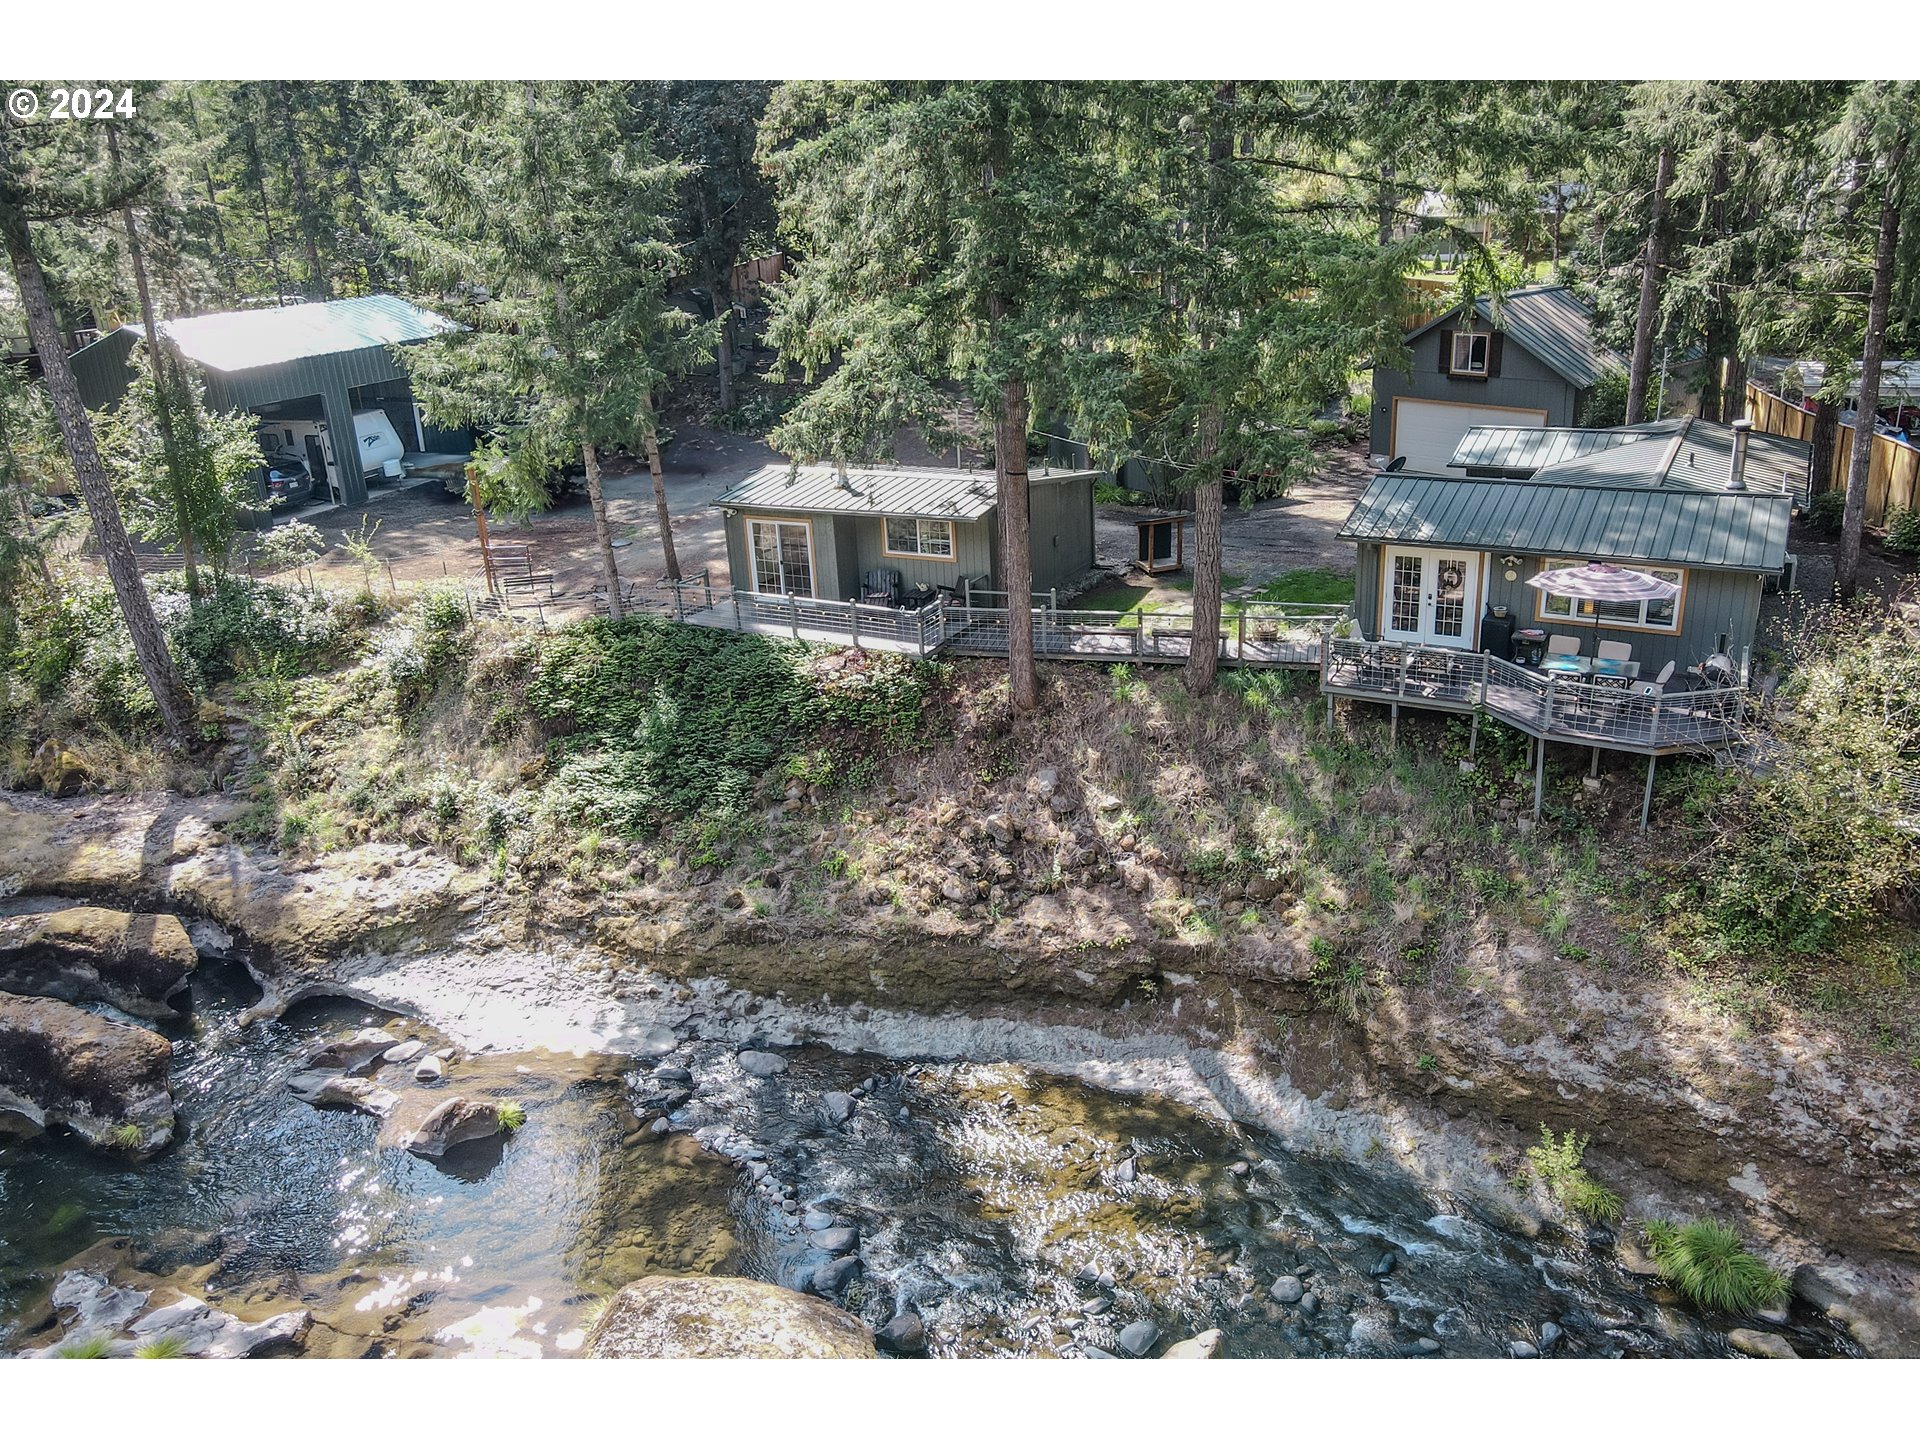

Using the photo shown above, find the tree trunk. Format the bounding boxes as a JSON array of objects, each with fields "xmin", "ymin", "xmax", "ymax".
[
  {"xmin": 1375, "ymin": 164, "xmax": 1397, "ymax": 247},
  {"xmin": 994, "ymin": 376, "xmax": 1039, "ymax": 712},
  {"xmin": 109, "ymin": 129, "xmax": 197, "ymax": 602},
  {"xmin": 716, "ymin": 304, "xmax": 737, "ymax": 414},
  {"xmin": 1838, "ymin": 138, "xmax": 1908, "ymax": 599},
  {"xmin": 242, "ymin": 120, "xmax": 288, "ymax": 304},
  {"xmin": 1, "ymin": 198, "xmax": 195, "ymax": 745},
  {"xmin": 1183, "ymin": 467, "xmax": 1224, "ymax": 696},
  {"xmin": 1808, "ymin": 397, "xmax": 1839, "ymax": 496},
  {"xmin": 1626, "ymin": 145, "xmax": 1675, "ymax": 426},
  {"xmin": 582, "ymin": 438, "xmax": 624, "ymax": 621},
  {"xmin": 640, "ymin": 394, "xmax": 682, "ymax": 581},
  {"xmin": 183, "ymin": 90, "xmax": 235, "ymax": 296},
  {"xmin": 277, "ymin": 84, "xmax": 329, "ymax": 299}
]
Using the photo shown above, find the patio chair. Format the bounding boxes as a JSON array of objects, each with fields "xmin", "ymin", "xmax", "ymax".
[
  {"xmin": 1546, "ymin": 634, "xmax": 1582, "ymax": 659},
  {"xmin": 1596, "ymin": 640, "xmax": 1633, "ymax": 664},
  {"xmin": 861, "ymin": 568, "xmax": 903, "ymax": 606}
]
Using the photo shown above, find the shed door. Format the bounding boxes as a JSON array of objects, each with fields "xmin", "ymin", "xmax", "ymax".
[{"xmin": 1390, "ymin": 398, "xmax": 1548, "ymax": 474}]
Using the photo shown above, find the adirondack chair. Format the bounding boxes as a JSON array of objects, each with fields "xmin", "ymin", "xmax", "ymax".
[{"xmin": 861, "ymin": 568, "xmax": 902, "ymax": 606}]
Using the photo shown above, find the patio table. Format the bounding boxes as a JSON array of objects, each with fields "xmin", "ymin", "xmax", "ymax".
[{"xmin": 1541, "ymin": 655, "xmax": 1640, "ymax": 680}]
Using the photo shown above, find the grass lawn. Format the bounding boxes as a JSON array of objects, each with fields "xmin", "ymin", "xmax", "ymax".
[{"xmin": 1246, "ymin": 568, "xmax": 1356, "ymax": 607}]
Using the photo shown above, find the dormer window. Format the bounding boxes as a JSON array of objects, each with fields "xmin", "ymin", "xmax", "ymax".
[{"xmin": 1450, "ymin": 331, "xmax": 1492, "ymax": 376}]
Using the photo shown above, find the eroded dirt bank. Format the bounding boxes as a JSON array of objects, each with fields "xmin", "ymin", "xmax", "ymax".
[{"xmin": 2, "ymin": 788, "xmax": 1916, "ymax": 1353}]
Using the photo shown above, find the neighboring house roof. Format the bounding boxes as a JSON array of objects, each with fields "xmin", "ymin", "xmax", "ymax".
[
  {"xmin": 714, "ymin": 464, "xmax": 1098, "ymax": 522},
  {"xmin": 1337, "ymin": 472, "xmax": 1791, "ymax": 572},
  {"xmin": 1750, "ymin": 355, "xmax": 1920, "ymax": 407},
  {"xmin": 100, "ymin": 295, "xmax": 455, "ymax": 373},
  {"xmin": 1449, "ymin": 425, "xmax": 1645, "ymax": 474},
  {"xmin": 1404, "ymin": 284, "xmax": 1625, "ymax": 390},
  {"xmin": 1450, "ymin": 417, "xmax": 1811, "ymax": 496}
]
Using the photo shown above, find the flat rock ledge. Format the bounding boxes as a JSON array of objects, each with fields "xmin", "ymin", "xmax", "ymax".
[
  {"xmin": 0, "ymin": 993, "xmax": 173, "ymax": 1157},
  {"xmin": 0, "ymin": 906, "xmax": 198, "ymax": 1021},
  {"xmin": 17, "ymin": 1271, "xmax": 308, "ymax": 1358},
  {"xmin": 586, "ymin": 1275, "xmax": 876, "ymax": 1359}
]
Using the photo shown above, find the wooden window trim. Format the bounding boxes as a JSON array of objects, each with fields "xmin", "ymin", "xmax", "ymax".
[
  {"xmin": 1448, "ymin": 330, "xmax": 1492, "ymax": 378},
  {"xmin": 881, "ymin": 516, "xmax": 958, "ymax": 563},
  {"xmin": 1531, "ymin": 558, "xmax": 1688, "ymax": 634}
]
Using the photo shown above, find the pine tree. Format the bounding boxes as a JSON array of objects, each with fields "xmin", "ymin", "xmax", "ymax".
[
  {"xmin": 389, "ymin": 82, "xmax": 716, "ymax": 614},
  {"xmin": 0, "ymin": 117, "xmax": 195, "ymax": 744}
]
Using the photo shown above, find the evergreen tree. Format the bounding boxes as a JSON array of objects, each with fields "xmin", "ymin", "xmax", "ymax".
[
  {"xmin": 389, "ymin": 82, "xmax": 716, "ymax": 613},
  {"xmin": 0, "ymin": 108, "xmax": 195, "ymax": 743}
]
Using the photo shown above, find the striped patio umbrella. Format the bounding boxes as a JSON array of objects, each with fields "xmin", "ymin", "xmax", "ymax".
[{"xmin": 1524, "ymin": 562, "xmax": 1679, "ymax": 603}]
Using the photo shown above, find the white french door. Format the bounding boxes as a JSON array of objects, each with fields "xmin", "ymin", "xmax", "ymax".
[
  {"xmin": 1381, "ymin": 547, "xmax": 1481, "ymax": 649},
  {"xmin": 748, "ymin": 519, "xmax": 814, "ymax": 597}
]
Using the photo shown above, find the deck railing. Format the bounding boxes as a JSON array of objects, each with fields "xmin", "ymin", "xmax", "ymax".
[
  {"xmin": 1323, "ymin": 636, "xmax": 1748, "ymax": 751},
  {"xmin": 703, "ymin": 588, "xmax": 951, "ymax": 653}
]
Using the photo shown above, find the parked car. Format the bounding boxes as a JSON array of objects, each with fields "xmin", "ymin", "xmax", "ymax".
[{"xmin": 259, "ymin": 451, "xmax": 316, "ymax": 508}]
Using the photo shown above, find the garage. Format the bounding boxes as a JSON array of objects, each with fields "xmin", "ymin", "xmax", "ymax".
[{"xmin": 1388, "ymin": 397, "xmax": 1548, "ymax": 474}]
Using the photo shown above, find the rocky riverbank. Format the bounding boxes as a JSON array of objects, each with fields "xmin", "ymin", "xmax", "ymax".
[{"xmin": 2, "ymin": 787, "xmax": 1917, "ymax": 1354}]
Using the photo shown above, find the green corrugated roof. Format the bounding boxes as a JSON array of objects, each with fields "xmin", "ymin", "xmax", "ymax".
[
  {"xmin": 1449, "ymin": 425, "xmax": 1648, "ymax": 473},
  {"xmin": 1337, "ymin": 473, "xmax": 1791, "ymax": 572},
  {"xmin": 114, "ymin": 295, "xmax": 455, "ymax": 372},
  {"xmin": 1407, "ymin": 285, "xmax": 1624, "ymax": 390}
]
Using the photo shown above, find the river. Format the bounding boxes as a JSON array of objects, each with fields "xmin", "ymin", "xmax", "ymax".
[{"xmin": 0, "ymin": 949, "xmax": 1854, "ymax": 1358}]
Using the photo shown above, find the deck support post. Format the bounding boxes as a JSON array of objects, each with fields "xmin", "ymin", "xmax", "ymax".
[
  {"xmin": 1390, "ymin": 702, "xmax": 1399, "ymax": 749},
  {"xmin": 1532, "ymin": 737, "xmax": 1546, "ymax": 820},
  {"xmin": 789, "ymin": 592, "xmax": 800, "ymax": 641},
  {"xmin": 1640, "ymin": 754, "xmax": 1658, "ymax": 834},
  {"xmin": 731, "ymin": 592, "xmax": 742, "ymax": 632},
  {"xmin": 1590, "ymin": 746, "xmax": 1601, "ymax": 778},
  {"xmin": 849, "ymin": 603, "xmax": 861, "ymax": 649},
  {"xmin": 1326, "ymin": 694, "xmax": 1334, "ymax": 730},
  {"xmin": 1468, "ymin": 711, "xmax": 1480, "ymax": 759}
]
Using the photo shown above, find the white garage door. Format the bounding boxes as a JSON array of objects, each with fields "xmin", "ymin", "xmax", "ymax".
[{"xmin": 1390, "ymin": 398, "xmax": 1548, "ymax": 474}]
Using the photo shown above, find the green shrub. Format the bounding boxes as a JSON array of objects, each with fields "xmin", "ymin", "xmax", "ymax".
[
  {"xmin": 133, "ymin": 1335, "xmax": 189, "ymax": 1358},
  {"xmin": 1641, "ymin": 1218, "xmax": 1788, "ymax": 1314},
  {"xmin": 52, "ymin": 1334, "xmax": 114, "ymax": 1358},
  {"xmin": 1884, "ymin": 504, "xmax": 1920, "ymax": 554},
  {"xmin": 497, "ymin": 1101, "xmax": 527, "ymax": 1132},
  {"xmin": 1525, "ymin": 1126, "xmax": 1624, "ymax": 1222},
  {"xmin": 1807, "ymin": 490, "xmax": 1847, "ymax": 536}
]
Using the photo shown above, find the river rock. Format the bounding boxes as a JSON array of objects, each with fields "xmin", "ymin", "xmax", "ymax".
[
  {"xmin": 1162, "ymin": 1328, "xmax": 1223, "ymax": 1359},
  {"xmin": 820, "ymin": 1091, "xmax": 857, "ymax": 1126},
  {"xmin": 876, "ymin": 1310, "xmax": 927, "ymax": 1355},
  {"xmin": 1113, "ymin": 1156, "xmax": 1137, "ymax": 1184},
  {"xmin": 413, "ymin": 1055, "xmax": 444, "ymax": 1083},
  {"xmin": 811, "ymin": 1226, "xmax": 859, "ymax": 1256},
  {"xmin": 811, "ymin": 1254, "xmax": 862, "ymax": 1295},
  {"xmin": 1369, "ymin": 1250, "xmax": 1398, "ymax": 1278},
  {"xmin": 652, "ymin": 1064, "xmax": 692, "ymax": 1086},
  {"xmin": 381, "ymin": 1039, "xmax": 425, "ymax": 1065},
  {"xmin": 287, "ymin": 1071, "xmax": 400, "ymax": 1117},
  {"xmin": 1116, "ymin": 1318, "xmax": 1159, "ymax": 1357},
  {"xmin": 587, "ymin": 1275, "xmax": 876, "ymax": 1358},
  {"xmin": 633, "ymin": 1025, "xmax": 679, "ymax": 1057},
  {"xmin": 303, "ymin": 1027, "xmax": 400, "ymax": 1077},
  {"xmin": 1509, "ymin": 1340, "xmax": 1540, "ymax": 1358},
  {"xmin": 403, "ymin": 1097, "xmax": 507, "ymax": 1157},
  {"xmin": 1728, "ymin": 1328, "xmax": 1799, "ymax": 1359},
  {"xmin": 124, "ymin": 1291, "xmax": 311, "ymax": 1357},
  {"xmin": 1540, "ymin": 1321, "xmax": 1563, "ymax": 1352},
  {"xmin": 738, "ymin": 1050, "xmax": 788, "ymax": 1077},
  {"xmin": 0, "ymin": 993, "xmax": 173, "ymax": 1156},
  {"xmin": 25, "ymin": 738, "xmax": 89, "ymax": 797},
  {"xmin": 0, "ymin": 907, "xmax": 198, "ymax": 1021},
  {"xmin": 1270, "ymin": 1275, "xmax": 1305, "ymax": 1304},
  {"xmin": 50, "ymin": 1270, "xmax": 150, "ymax": 1335}
]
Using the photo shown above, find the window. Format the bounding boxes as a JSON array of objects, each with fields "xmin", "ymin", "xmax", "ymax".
[
  {"xmin": 1449, "ymin": 331, "xmax": 1491, "ymax": 376},
  {"xmin": 883, "ymin": 516, "xmax": 955, "ymax": 559},
  {"xmin": 1534, "ymin": 559, "xmax": 1683, "ymax": 631}
]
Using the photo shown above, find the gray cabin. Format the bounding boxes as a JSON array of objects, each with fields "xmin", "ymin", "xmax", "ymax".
[
  {"xmin": 1341, "ymin": 417, "xmax": 1807, "ymax": 677},
  {"xmin": 69, "ymin": 295, "xmax": 466, "ymax": 506},
  {"xmin": 712, "ymin": 463, "xmax": 1099, "ymax": 603},
  {"xmin": 1371, "ymin": 285, "xmax": 1625, "ymax": 475}
]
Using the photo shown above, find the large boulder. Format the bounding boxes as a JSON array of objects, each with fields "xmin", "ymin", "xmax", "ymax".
[
  {"xmin": 0, "ymin": 993, "xmax": 173, "ymax": 1156},
  {"xmin": 0, "ymin": 906, "xmax": 198, "ymax": 1021},
  {"xmin": 287, "ymin": 1071, "xmax": 400, "ymax": 1117},
  {"xmin": 403, "ymin": 1096, "xmax": 507, "ymax": 1157},
  {"xmin": 301, "ymin": 1027, "xmax": 401, "ymax": 1076},
  {"xmin": 20, "ymin": 1271, "xmax": 309, "ymax": 1358},
  {"xmin": 585, "ymin": 1275, "xmax": 876, "ymax": 1358}
]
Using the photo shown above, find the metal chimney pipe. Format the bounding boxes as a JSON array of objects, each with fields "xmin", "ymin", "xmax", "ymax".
[{"xmin": 1728, "ymin": 418, "xmax": 1751, "ymax": 491}]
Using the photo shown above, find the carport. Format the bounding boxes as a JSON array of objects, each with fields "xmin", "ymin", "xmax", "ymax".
[{"xmin": 69, "ymin": 294, "xmax": 466, "ymax": 506}]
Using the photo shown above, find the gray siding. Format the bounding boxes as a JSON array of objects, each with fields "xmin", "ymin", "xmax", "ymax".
[
  {"xmin": 1353, "ymin": 542, "xmax": 1765, "ymax": 672},
  {"xmin": 851, "ymin": 514, "xmax": 994, "ymax": 596},
  {"xmin": 1372, "ymin": 323, "xmax": 1585, "ymax": 459},
  {"xmin": 1026, "ymin": 471, "xmax": 1096, "ymax": 590}
]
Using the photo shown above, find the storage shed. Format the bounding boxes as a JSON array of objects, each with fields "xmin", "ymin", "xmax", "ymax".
[{"xmin": 69, "ymin": 295, "xmax": 463, "ymax": 506}]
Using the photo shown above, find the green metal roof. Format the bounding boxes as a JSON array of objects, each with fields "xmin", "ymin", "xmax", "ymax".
[
  {"xmin": 715, "ymin": 464, "xmax": 1098, "ymax": 521},
  {"xmin": 1449, "ymin": 425, "xmax": 1646, "ymax": 473},
  {"xmin": 1407, "ymin": 285, "xmax": 1624, "ymax": 390},
  {"xmin": 1337, "ymin": 473, "xmax": 1791, "ymax": 572},
  {"xmin": 109, "ymin": 295, "xmax": 456, "ymax": 373}
]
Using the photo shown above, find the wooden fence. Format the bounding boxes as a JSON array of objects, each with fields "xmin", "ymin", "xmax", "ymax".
[{"xmin": 1744, "ymin": 381, "xmax": 1920, "ymax": 525}]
